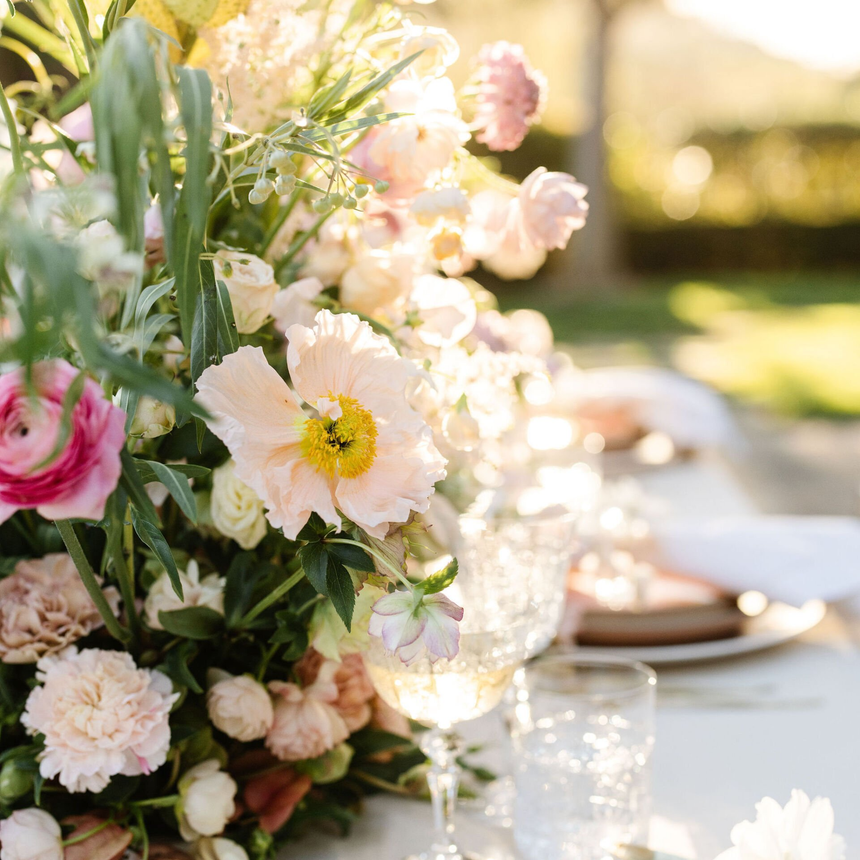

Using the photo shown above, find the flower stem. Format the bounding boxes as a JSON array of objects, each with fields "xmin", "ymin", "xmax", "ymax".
[
  {"xmin": 130, "ymin": 794, "xmax": 180, "ymax": 809},
  {"xmin": 56, "ymin": 520, "xmax": 130, "ymax": 645},
  {"xmin": 238, "ymin": 568, "xmax": 305, "ymax": 627},
  {"xmin": 0, "ymin": 85, "xmax": 24, "ymax": 179},
  {"xmin": 62, "ymin": 819, "xmax": 112, "ymax": 847},
  {"xmin": 325, "ymin": 538, "xmax": 413, "ymax": 591}
]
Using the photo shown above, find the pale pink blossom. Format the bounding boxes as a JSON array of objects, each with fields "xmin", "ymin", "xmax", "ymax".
[
  {"xmin": 195, "ymin": 311, "xmax": 446, "ymax": 539},
  {"xmin": 0, "ymin": 554, "xmax": 120, "ymax": 664},
  {"xmin": 472, "ymin": 42, "xmax": 546, "ymax": 152},
  {"xmin": 0, "ymin": 360, "xmax": 126, "ymax": 524},
  {"xmin": 144, "ymin": 204, "xmax": 166, "ymax": 267},
  {"xmin": 271, "ymin": 277, "xmax": 324, "ymax": 336},
  {"xmin": 296, "ymin": 651, "xmax": 375, "ymax": 732},
  {"xmin": 369, "ymin": 590, "xmax": 463, "ymax": 665},
  {"xmin": 407, "ymin": 274, "xmax": 477, "ymax": 348},
  {"xmin": 517, "ymin": 167, "xmax": 588, "ymax": 250},
  {"xmin": 0, "ymin": 808, "xmax": 63, "ymax": 860},
  {"xmin": 361, "ymin": 78, "xmax": 468, "ymax": 200},
  {"xmin": 22, "ymin": 647, "xmax": 178, "ymax": 793},
  {"xmin": 265, "ymin": 663, "xmax": 350, "ymax": 761},
  {"xmin": 715, "ymin": 790, "xmax": 845, "ymax": 860}
]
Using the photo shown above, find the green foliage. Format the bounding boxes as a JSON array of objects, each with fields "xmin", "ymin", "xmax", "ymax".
[{"xmin": 420, "ymin": 558, "xmax": 459, "ymax": 595}]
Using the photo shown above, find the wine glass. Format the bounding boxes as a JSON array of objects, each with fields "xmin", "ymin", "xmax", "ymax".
[
  {"xmin": 365, "ymin": 626, "xmax": 525, "ymax": 860},
  {"xmin": 453, "ymin": 502, "xmax": 581, "ymax": 827}
]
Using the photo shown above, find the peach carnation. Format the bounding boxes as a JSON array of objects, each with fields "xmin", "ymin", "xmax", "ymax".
[
  {"xmin": 0, "ymin": 554, "xmax": 120, "ymax": 664},
  {"xmin": 22, "ymin": 647, "xmax": 177, "ymax": 793},
  {"xmin": 195, "ymin": 310, "xmax": 446, "ymax": 539},
  {"xmin": 265, "ymin": 663, "xmax": 350, "ymax": 761}
]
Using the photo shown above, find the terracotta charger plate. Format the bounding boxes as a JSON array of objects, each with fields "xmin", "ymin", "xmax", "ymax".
[{"xmin": 566, "ymin": 568, "xmax": 827, "ymax": 666}]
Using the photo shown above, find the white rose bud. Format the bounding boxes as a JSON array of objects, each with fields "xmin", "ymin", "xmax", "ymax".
[
  {"xmin": 214, "ymin": 250, "xmax": 278, "ymax": 334},
  {"xmin": 129, "ymin": 396, "xmax": 176, "ymax": 439},
  {"xmin": 210, "ymin": 460, "xmax": 267, "ymax": 550},
  {"xmin": 196, "ymin": 838, "xmax": 250, "ymax": 860},
  {"xmin": 0, "ymin": 808, "xmax": 63, "ymax": 860},
  {"xmin": 177, "ymin": 759, "xmax": 237, "ymax": 841},
  {"xmin": 207, "ymin": 672, "xmax": 274, "ymax": 742}
]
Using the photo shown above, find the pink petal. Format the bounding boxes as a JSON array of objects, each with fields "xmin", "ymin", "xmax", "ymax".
[
  {"xmin": 421, "ymin": 601, "xmax": 462, "ymax": 661},
  {"xmin": 268, "ymin": 457, "xmax": 339, "ymax": 539}
]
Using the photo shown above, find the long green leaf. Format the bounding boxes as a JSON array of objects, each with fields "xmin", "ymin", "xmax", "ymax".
[
  {"xmin": 172, "ymin": 67, "xmax": 213, "ymax": 345},
  {"xmin": 191, "ymin": 261, "xmax": 217, "ymax": 384},
  {"xmin": 214, "ymin": 278, "xmax": 238, "ymax": 356},
  {"xmin": 131, "ymin": 508, "xmax": 183, "ymax": 599},
  {"xmin": 147, "ymin": 460, "xmax": 197, "ymax": 523}
]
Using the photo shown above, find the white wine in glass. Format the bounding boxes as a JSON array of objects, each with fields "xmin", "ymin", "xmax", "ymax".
[{"xmin": 365, "ymin": 630, "xmax": 524, "ymax": 860}]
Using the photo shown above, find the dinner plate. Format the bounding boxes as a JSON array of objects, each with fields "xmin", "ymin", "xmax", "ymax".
[{"xmin": 575, "ymin": 599, "xmax": 827, "ymax": 665}]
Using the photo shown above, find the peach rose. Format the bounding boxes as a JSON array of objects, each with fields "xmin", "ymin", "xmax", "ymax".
[
  {"xmin": 296, "ymin": 651, "xmax": 375, "ymax": 732},
  {"xmin": 0, "ymin": 554, "xmax": 120, "ymax": 664},
  {"xmin": 206, "ymin": 672, "xmax": 274, "ymax": 741},
  {"xmin": 265, "ymin": 662, "xmax": 350, "ymax": 761}
]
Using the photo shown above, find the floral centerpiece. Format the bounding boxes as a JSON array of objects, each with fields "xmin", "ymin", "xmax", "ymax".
[{"xmin": 0, "ymin": 0, "xmax": 587, "ymax": 857}]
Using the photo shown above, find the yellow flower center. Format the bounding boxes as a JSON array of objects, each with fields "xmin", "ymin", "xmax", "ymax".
[{"xmin": 302, "ymin": 394, "xmax": 378, "ymax": 479}]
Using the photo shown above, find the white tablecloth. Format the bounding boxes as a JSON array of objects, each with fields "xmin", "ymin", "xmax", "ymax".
[{"xmin": 293, "ymin": 458, "xmax": 860, "ymax": 859}]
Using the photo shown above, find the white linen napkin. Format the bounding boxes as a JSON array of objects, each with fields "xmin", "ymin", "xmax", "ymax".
[
  {"xmin": 650, "ymin": 516, "xmax": 860, "ymax": 605},
  {"xmin": 562, "ymin": 366, "xmax": 742, "ymax": 451}
]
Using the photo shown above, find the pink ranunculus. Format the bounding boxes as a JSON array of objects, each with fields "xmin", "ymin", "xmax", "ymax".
[
  {"xmin": 472, "ymin": 42, "xmax": 546, "ymax": 152},
  {"xmin": 517, "ymin": 167, "xmax": 589, "ymax": 251},
  {"xmin": 265, "ymin": 663, "xmax": 350, "ymax": 762},
  {"xmin": 0, "ymin": 360, "xmax": 126, "ymax": 525}
]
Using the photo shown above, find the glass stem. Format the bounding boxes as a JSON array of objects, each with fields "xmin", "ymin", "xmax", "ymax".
[{"xmin": 420, "ymin": 727, "xmax": 465, "ymax": 858}]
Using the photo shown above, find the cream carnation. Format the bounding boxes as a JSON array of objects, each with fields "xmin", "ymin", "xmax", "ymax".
[
  {"xmin": 144, "ymin": 560, "xmax": 226, "ymax": 630},
  {"xmin": 210, "ymin": 459, "xmax": 267, "ymax": 550},
  {"xmin": 195, "ymin": 311, "xmax": 446, "ymax": 540},
  {"xmin": 206, "ymin": 673, "xmax": 274, "ymax": 741},
  {"xmin": 21, "ymin": 647, "xmax": 177, "ymax": 793},
  {"xmin": 178, "ymin": 759, "xmax": 238, "ymax": 841},
  {"xmin": 214, "ymin": 251, "xmax": 278, "ymax": 334},
  {"xmin": 0, "ymin": 554, "xmax": 120, "ymax": 664},
  {"xmin": 266, "ymin": 663, "xmax": 350, "ymax": 761},
  {"xmin": 0, "ymin": 808, "xmax": 63, "ymax": 860}
]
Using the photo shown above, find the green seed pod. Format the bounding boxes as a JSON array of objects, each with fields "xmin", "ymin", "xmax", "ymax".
[
  {"xmin": 327, "ymin": 192, "xmax": 345, "ymax": 207},
  {"xmin": 373, "ymin": 180, "xmax": 389, "ymax": 194},
  {"xmin": 343, "ymin": 196, "xmax": 358, "ymax": 210},
  {"xmin": 269, "ymin": 149, "xmax": 291, "ymax": 169},
  {"xmin": 353, "ymin": 183, "xmax": 370, "ymax": 198},
  {"xmin": 0, "ymin": 760, "xmax": 34, "ymax": 803}
]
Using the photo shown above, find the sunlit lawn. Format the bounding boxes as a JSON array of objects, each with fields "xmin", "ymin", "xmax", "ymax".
[{"xmin": 497, "ymin": 272, "xmax": 860, "ymax": 416}]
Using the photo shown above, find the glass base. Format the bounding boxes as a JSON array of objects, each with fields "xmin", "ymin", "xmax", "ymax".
[
  {"xmin": 481, "ymin": 774, "xmax": 516, "ymax": 829},
  {"xmin": 406, "ymin": 851, "xmax": 486, "ymax": 860}
]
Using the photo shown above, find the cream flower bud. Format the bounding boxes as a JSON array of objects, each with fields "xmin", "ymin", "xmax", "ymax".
[
  {"xmin": 144, "ymin": 560, "xmax": 225, "ymax": 631},
  {"xmin": 214, "ymin": 251, "xmax": 278, "ymax": 334},
  {"xmin": 206, "ymin": 673, "xmax": 274, "ymax": 742},
  {"xmin": 210, "ymin": 460, "xmax": 267, "ymax": 550},
  {"xmin": 195, "ymin": 838, "xmax": 249, "ymax": 860},
  {"xmin": 129, "ymin": 396, "xmax": 176, "ymax": 439},
  {"xmin": 0, "ymin": 808, "xmax": 63, "ymax": 860},
  {"xmin": 178, "ymin": 759, "xmax": 237, "ymax": 841}
]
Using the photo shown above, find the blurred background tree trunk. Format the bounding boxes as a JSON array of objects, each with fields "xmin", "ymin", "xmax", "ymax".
[{"xmin": 556, "ymin": 0, "xmax": 634, "ymax": 295}]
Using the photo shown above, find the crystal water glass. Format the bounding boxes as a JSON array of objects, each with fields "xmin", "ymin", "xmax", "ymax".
[
  {"xmin": 512, "ymin": 654, "xmax": 656, "ymax": 860},
  {"xmin": 365, "ymin": 627, "xmax": 525, "ymax": 860},
  {"xmin": 456, "ymin": 507, "xmax": 578, "ymax": 658}
]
